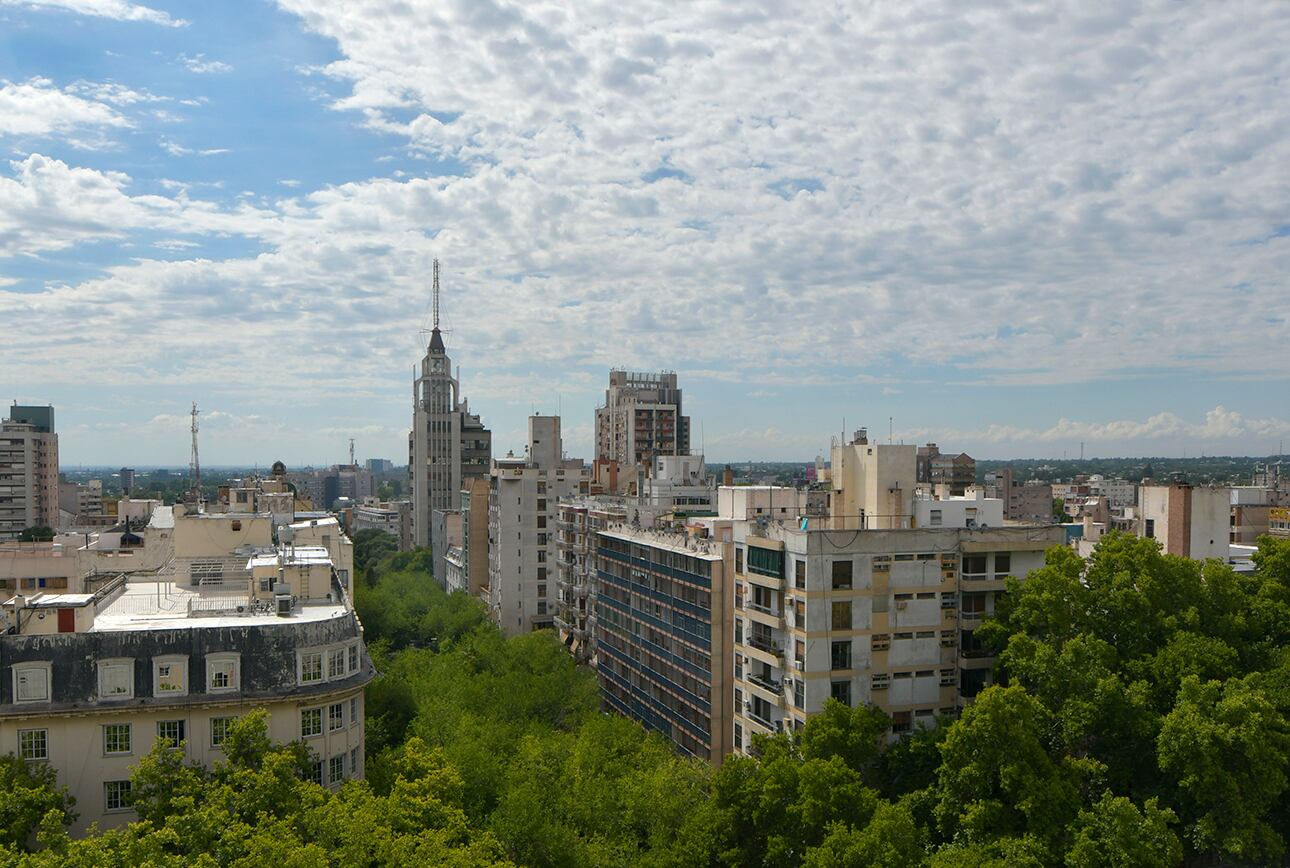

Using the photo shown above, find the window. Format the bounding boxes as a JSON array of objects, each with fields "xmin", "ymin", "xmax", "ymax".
[
  {"xmin": 537, "ymin": 584, "xmax": 547, "ymax": 598},
  {"xmin": 962, "ymin": 555, "xmax": 987, "ymax": 575},
  {"xmin": 308, "ymin": 760, "xmax": 323, "ymax": 785},
  {"xmin": 157, "ymin": 720, "xmax": 185, "ymax": 747},
  {"xmin": 300, "ymin": 651, "xmax": 323, "ymax": 684},
  {"xmin": 210, "ymin": 717, "xmax": 233, "ymax": 747},
  {"xmin": 831, "ymin": 560, "xmax": 852, "ymax": 590},
  {"xmin": 348, "ymin": 644, "xmax": 359, "ymax": 672},
  {"xmin": 329, "ymin": 702, "xmax": 344, "ymax": 732},
  {"xmin": 329, "ymin": 755, "xmax": 345, "ymax": 784},
  {"xmin": 301, "ymin": 708, "xmax": 323, "ymax": 738},
  {"xmin": 994, "ymin": 553, "xmax": 1011, "ymax": 574},
  {"xmin": 328, "ymin": 649, "xmax": 346, "ymax": 680},
  {"xmin": 830, "ymin": 641, "xmax": 851, "ymax": 671},
  {"xmin": 207, "ymin": 655, "xmax": 239, "ymax": 693},
  {"xmin": 349, "ymin": 696, "xmax": 359, "ymax": 726},
  {"xmin": 734, "ymin": 724, "xmax": 743, "ymax": 751},
  {"xmin": 13, "ymin": 664, "xmax": 49, "ymax": 703},
  {"xmin": 537, "ymin": 601, "xmax": 547, "ymax": 615},
  {"xmin": 830, "ymin": 680, "xmax": 852, "ymax": 707},
  {"xmin": 795, "ymin": 639, "xmax": 805, "ymax": 669},
  {"xmin": 98, "ymin": 660, "xmax": 134, "ymax": 700},
  {"xmin": 962, "ymin": 592, "xmax": 987, "ymax": 613},
  {"xmin": 735, "ymin": 547, "xmax": 744, "ymax": 574},
  {"xmin": 831, "ymin": 601, "xmax": 852, "ymax": 630},
  {"xmin": 104, "ymin": 780, "xmax": 132, "ymax": 812},
  {"xmin": 794, "ymin": 559, "xmax": 806, "ymax": 589},
  {"xmin": 537, "ymin": 516, "xmax": 546, "ymax": 529},
  {"xmin": 793, "ymin": 680, "xmax": 804, "ymax": 709},
  {"xmin": 929, "ymin": 509, "xmax": 943, "ymax": 526},
  {"xmin": 231, "ymin": 520, "xmax": 242, "ymax": 531},
  {"xmin": 103, "ymin": 723, "xmax": 131, "ymax": 755},
  {"xmin": 154, "ymin": 657, "xmax": 187, "ymax": 696},
  {"xmin": 1145, "ymin": 519, "xmax": 1155, "ymax": 539},
  {"xmin": 19, "ymin": 728, "xmax": 47, "ymax": 761},
  {"xmin": 350, "ymin": 746, "xmax": 360, "ymax": 775}
]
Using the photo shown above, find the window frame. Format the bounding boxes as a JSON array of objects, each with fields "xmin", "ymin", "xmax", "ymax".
[
  {"xmin": 19, "ymin": 728, "xmax": 48, "ymax": 761},
  {"xmin": 102, "ymin": 723, "xmax": 132, "ymax": 756},
  {"xmin": 152, "ymin": 655, "xmax": 188, "ymax": 697},
  {"xmin": 301, "ymin": 707, "xmax": 323, "ymax": 738},
  {"xmin": 329, "ymin": 754, "xmax": 345, "ymax": 785},
  {"xmin": 97, "ymin": 658, "xmax": 135, "ymax": 701},
  {"xmin": 156, "ymin": 719, "xmax": 186, "ymax": 749},
  {"xmin": 104, "ymin": 780, "xmax": 132, "ymax": 813},
  {"xmin": 12, "ymin": 663, "xmax": 51, "ymax": 704},
  {"xmin": 206, "ymin": 653, "xmax": 240, "ymax": 694},
  {"xmin": 327, "ymin": 648, "xmax": 345, "ymax": 680},
  {"xmin": 210, "ymin": 716, "xmax": 234, "ymax": 748},
  {"xmin": 328, "ymin": 702, "xmax": 344, "ymax": 732},
  {"xmin": 299, "ymin": 650, "xmax": 323, "ymax": 684}
]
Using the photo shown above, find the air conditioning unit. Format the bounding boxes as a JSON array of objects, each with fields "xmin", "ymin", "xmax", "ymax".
[{"xmin": 895, "ymin": 601, "xmax": 908, "ymax": 610}]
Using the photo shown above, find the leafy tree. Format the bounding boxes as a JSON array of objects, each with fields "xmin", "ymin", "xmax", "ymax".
[
  {"xmin": 1064, "ymin": 792, "xmax": 1181, "ymax": 868},
  {"xmin": 0, "ymin": 757, "xmax": 74, "ymax": 851},
  {"xmin": 797, "ymin": 699, "xmax": 888, "ymax": 783},
  {"xmin": 16, "ymin": 526, "xmax": 53, "ymax": 543}
]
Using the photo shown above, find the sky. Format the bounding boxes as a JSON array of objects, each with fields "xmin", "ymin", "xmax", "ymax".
[{"xmin": 2, "ymin": 0, "xmax": 1289, "ymax": 468}]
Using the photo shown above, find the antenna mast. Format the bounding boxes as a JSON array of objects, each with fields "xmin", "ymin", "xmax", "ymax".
[
  {"xmin": 189, "ymin": 402, "xmax": 202, "ymax": 511},
  {"xmin": 349, "ymin": 438, "xmax": 356, "ymax": 467},
  {"xmin": 432, "ymin": 258, "xmax": 440, "ymax": 330}
]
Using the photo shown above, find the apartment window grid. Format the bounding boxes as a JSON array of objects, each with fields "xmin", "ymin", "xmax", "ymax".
[
  {"xmin": 157, "ymin": 719, "xmax": 185, "ymax": 747},
  {"xmin": 104, "ymin": 780, "xmax": 132, "ymax": 812},
  {"xmin": 300, "ymin": 651, "xmax": 323, "ymax": 683},
  {"xmin": 328, "ymin": 649, "xmax": 346, "ymax": 680},
  {"xmin": 309, "ymin": 760, "xmax": 323, "ymax": 785},
  {"xmin": 14, "ymin": 665, "xmax": 50, "ymax": 703},
  {"xmin": 103, "ymin": 723, "xmax": 131, "ymax": 755},
  {"xmin": 329, "ymin": 755, "xmax": 345, "ymax": 785},
  {"xmin": 349, "ymin": 696, "xmax": 359, "ymax": 726},
  {"xmin": 350, "ymin": 746, "xmax": 361, "ymax": 775},
  {"xmin": 207, "ymin": 656, "xmax": 238, "ymax": 692},
  {"xmin": 211, "ymin": 717, "xmax": 233, "ymax": 747},
  {"xmin": 329, "ymin": 702, "xmax": 344, "ymax": 732},
  {"xmin": 301, "ymin": 708, "xmax": 323, "ymax": 738},
  {"xmin": 348, "ymin": 644, "xmax": 359, "ymax": 672},
  {"xmin": 19, "ymin": 728, "xmax": 47, "ymax": 761}
]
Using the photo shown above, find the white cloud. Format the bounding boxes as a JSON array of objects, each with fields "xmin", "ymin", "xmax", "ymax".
[
  {"xmin": 1, "ymin": 0, "xmax": 184, "ymax": 26},
  {"xmin": 0, "ymin": 78, "xmax": 129, "ymax": 137},
  {"xmin": 160, "ymin": 140, "xmax": 230, "ymax": 157},
  {"xmin": 179, "ymin": 53, "xmax": 234, "ymax": 74}
]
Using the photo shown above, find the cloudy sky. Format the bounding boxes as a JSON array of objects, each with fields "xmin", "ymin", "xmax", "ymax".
[{"xmin": 2, "ymin": 0, "xmax": 1288, "ymax": 467}]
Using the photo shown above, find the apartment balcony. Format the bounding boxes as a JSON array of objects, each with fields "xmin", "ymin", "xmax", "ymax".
[
  {"xmin": 746, "ymin": 671, "xmax": 784, "ymax": 698},
  {"xmin": 959, "ymin": 612, "xmax": 985, "ymax": 630},
  {"xmin": 742, "ymin": 600, "xmax": 785, "ymax": 629},
  {"xmin": 744, "ymin": 705, "xmax": 782, "ymax": 733}
]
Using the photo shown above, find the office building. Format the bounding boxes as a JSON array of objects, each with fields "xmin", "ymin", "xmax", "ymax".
[
  {"xmin": 411, "ymin": 269, "xmax": 492, "ymax": 548},
  {"xmin": 487, "ymin": 416, "xmax": 589, "ymax": 634},
  {"xmin": 595, "ymin": 370, "xmax": 690, "ymax": 470},
  {"xmin": 0, "ymin": 404, "xmax": 59, "ymax": 539},
  {"xmin": 594, "ymin": 523, "xmax": 734, "ymax": 762}
]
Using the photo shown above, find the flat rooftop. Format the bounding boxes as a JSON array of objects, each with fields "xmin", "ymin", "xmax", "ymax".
[{"xmin": 88, "ymin": 579, "xmax": 348, "ymax": 632}]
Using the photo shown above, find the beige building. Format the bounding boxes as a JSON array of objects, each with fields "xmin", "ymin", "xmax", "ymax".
[
  {"xmin": 828, "ymin": 431, "xmax": 916, "ymax": 530},
  {"xmin": 1, "ymin": 518, "xmax": 371, "ymax": 833},
  {"xmin": 0, "ymin": 405, "xmax": 59, "ymax": 539},
  {"xmin": 1138, "ymin": 483, "xmax": 1230, "ymax": 560},
  {"xmin": 488, "ymin": 416, "xmax": 591, "ymax": 634},
  {"xmin": 594, "ymin": 370, "xmax": 691, "ymax": 471},
  {"xmin": 411, "ymin": 277, "xmax": 492, "ymax": 549},
  {"xmin": 982, "ymin": 468, "xmax": 1054, "ymax": 523},
  {"xmin": 58, "ymin": 479, "xmax": 104, "ymax": 523}
]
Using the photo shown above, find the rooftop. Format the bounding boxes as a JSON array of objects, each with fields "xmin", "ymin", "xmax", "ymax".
[{"xmin": 89, "ymin": 578, "xmax": 348, "ymax": 632}]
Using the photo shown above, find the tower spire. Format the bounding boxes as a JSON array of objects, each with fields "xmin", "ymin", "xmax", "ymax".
[
  {"xmin": 189, "ymin": 402, "xmax": 202, "ymax": 511},
  {"xmin": 432, "ymin": 258, "xmax": 440, "ymax": 331}
]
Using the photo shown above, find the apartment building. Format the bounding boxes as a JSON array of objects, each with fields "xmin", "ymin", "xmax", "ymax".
[
  {"xmin": 1, "ymin": 511, "xmax": 371, "ymax": 833},
  {"xmin": 1271, "ymin": 507, "xmax": 1290, "ymax": 539},
  {"xmin": 457, "ymin": 477, "xmax": 490, "ymax": 596},
  {"xmin": 1138, "ymin": 483, "xmax": 1230, "ymax": 560},
  {"xmin": 982, "ymin": 468, "xmax": 1053, "ymax": 523},
  {"xmin": 0, "ymin": 404, "xmax": 59, "ymax": 540},
  {"xmin": 594, "ymin": 370, "xmax": 691, "ymax": 470},
  {"xmin": 916, "ymin": 444, "xmax": 976, "ymax": 496},
  {"xmin": 350, "ymin": 499, "xmax": 413, "ymax": 551},
  {"xmin": 1229, "ymin": 487, "xmax": 1273, "ymax": 544},
  {"xmin": 58, "ymin": 479, "xmax": 104, "ymax": 522},
  {"xmin": 488, "ymin": 416, "xmax": 590, "ymax": 635},
  {"xmin": 730, "ymin": 518, "xmax": 1062, "ymax": 751},
  {"xmin": 1087, "ymin": 475, "xmax": 1137, "ymax": 510},
  {"xmin": 594, "ymin": 523, "xmax": 734, "ymax": 763},
  {"xmin": 554, "ymin": 498, "xmax": 627, "ymax": 663},
  {"xmin": 411, "ymin": 286, "xmax": 492, "ymax": 548}
]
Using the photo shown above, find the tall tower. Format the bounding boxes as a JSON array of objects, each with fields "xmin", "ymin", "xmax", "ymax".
[{"xmin": 412, "ymin": 261, "xmax": 492, "ymax": 553}]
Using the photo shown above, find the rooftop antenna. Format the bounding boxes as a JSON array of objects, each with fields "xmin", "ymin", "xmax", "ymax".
[
  {"xmin": 189, "ymin": 402, "xmax": 201, "ymax": 511},
  {"xmin": 349, "ymin": 438, "xmax": 355, "ymax": 467},
  {"xmin": 432, "ymin": 258, "xmax": 440, "ymax": 331},
  {"xmin": 889, "ymin": 416, "xmax": 893, "ymax": 444}
]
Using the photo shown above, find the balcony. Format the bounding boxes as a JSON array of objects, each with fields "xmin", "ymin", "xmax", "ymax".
[
  {"xmin": 746, "ymin": 634, "xmax": 782, "ymax": 657},
  {"xmin": 747, "ymin": 671, "xmax": 783, "ymax": 695},
  {"xmin": 745, "ymin": 706, "xmax": 780, "ymax": 732}
]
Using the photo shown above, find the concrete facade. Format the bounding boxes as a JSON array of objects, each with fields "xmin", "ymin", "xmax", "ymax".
[
  {"xmin": 0, "ymin": 405, "xmax": 59, "ymax": 539},
  {"xmin": 594, "ymin": 370, "xmax": 691, "ymax": 471},
  {"xmin": 1138, "ymin": 484, "xmax": 1230, "ymax": 560}
]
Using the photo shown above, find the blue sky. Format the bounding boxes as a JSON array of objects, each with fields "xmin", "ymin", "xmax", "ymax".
[{"xmin": 2, "ymin": 0, "xmax": 1289, "ymax": 467}]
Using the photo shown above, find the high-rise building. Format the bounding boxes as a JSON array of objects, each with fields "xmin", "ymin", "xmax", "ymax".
[
  {"xmin": 487, "ymin": 416, "xmax": 589, "ymax": 635},
  {"xmin": 916, "ymin": 443, "xmax": 975, "ymax": 496},
  {"xmin": 0, "ymin": 404, "xmax": 59, "ymax": 539},
  {"xmin": 594, "ymin": 522, "xmax": 734, "ymax": 763},
  {"xmin": 594, "ymin": 370, "xmax": 690, "ymax": 472},
  {"xmin": 982, "ymin": 468, "xmax": 1054, "ymax": 523},
  {"xmin": 411, "ymin": 267, "xmax": 491, "ymax": 548},
  {"xmin": 118, "ymin": 468, "xmax": 135, "ymax": 496}
]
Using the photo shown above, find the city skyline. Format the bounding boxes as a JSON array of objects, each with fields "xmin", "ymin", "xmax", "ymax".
[{"xmin": 4, "ymin": 1, "xmax": 1290, "ymax": 464}]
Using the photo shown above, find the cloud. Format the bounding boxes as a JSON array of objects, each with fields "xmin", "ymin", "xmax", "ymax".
[
  {"xmin": 1, "ymin": 0, "xmax": 184, "ymax": 26},
  {"xmin": 0, "ymin": 78, "xmax": 129, "ymax": 137},
  {"xmin": 902, "ymin": 406, "xmax": 1290, "ymax": 447},
  {"xmin": 179, "ymin": 53, "xmax": 234, "ymax": 74},
  {"xmin": 160, "ymin": 140, "xmax": 230, "ymax": 157}
]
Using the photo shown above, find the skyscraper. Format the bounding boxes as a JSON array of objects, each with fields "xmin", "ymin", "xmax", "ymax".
[
  {"xmin": 594, "ymin": 370, "xmax": 690, "ymax": 471},
  {"xmin": 0, "ymin": 404, "xmax": 59, "ymax": 539},
  {"xmin": 411, "ymin": 263, "xmax": 491, "ymax": 549}
]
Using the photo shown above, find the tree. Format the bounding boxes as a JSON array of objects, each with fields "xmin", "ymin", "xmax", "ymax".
[
  {"xmin": 0, "ymin": 756, "xmax": 74, "ymax": 851},
  {"xmin": 797, "ymin": 699, "xmax": 888, "ymax": 783},
  {"xmin": 1051, "ymin": 498, "xmax": 1066, "ymax": 521},
  {"xmin": 17, "ymin": 526, "xmax": 53, "ymax": 543},
  {"xmin": 1065, "ymin": 792, "xmax": 1181, "ymax": 868}
]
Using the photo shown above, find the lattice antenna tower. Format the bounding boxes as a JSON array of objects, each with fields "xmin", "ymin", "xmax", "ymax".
[
  {"xmin": 189, "ymin": 402, "xmax": 202, "ymax": 510},
  {"xmin": 432, "ymin": 258, "xmax": 440, "ymax": 330},
  {"xmin": 349, "ymin": 438, "xmax": 356, "ymax": 467}
]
